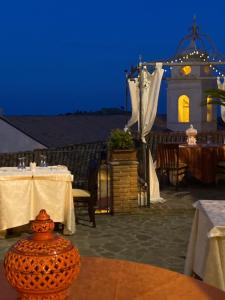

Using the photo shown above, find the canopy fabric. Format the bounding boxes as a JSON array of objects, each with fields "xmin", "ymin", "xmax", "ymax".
[
  {"xmin": 125, "ymin": 78, "xmax": 139, "ymax": 130},
  {"xmin": 217, "ymin": 77, "xmax": 225, "ymax": 122},
  {"xmin": 125, "ymin": 63, "xmax": 164, "ymax": 203},
  {"xmin": 140, "ymin": 63, "xmax": 164, "ymax": 142}
]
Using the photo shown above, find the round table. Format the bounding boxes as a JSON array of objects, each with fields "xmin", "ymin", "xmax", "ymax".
[
  {"xmin": 1, "ymin": 256, "xmax": 225, "ymax": 299},
  {"xmin": 179, "ymin": 144, "xmax": 224, "ymax": 183}
]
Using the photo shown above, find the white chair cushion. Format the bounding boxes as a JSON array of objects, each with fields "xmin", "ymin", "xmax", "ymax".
[{"xmin": 72, "ymin": 188, "xmax": 91, "ymax": 197}]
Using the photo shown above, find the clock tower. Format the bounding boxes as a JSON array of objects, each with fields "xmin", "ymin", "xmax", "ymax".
[{"xmin": 167, "ymin": 20, "xmax": 217, "ymax": 132}]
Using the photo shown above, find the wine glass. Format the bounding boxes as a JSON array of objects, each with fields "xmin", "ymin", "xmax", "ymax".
[
  {"xmin": 207, "ymin": 135, "xmax": 212, "ymax": 145},
  {"xmin": 17, "ymin": 157, "xmax": 26, "ymax": 170},
  {"xmin": 40, "ymin": 155, "xmax": 48, "ymax": 167}
]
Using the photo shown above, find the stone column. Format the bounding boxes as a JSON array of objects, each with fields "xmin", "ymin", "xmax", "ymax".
[{"xmin": 110, "ymin": 160, "xmax": 139, "ymax": 213}]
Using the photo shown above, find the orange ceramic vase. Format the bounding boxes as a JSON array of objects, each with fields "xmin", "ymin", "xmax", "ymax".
[{"xmin": 4, "ymin": 209, "xmax": 80, "ymax": 300}]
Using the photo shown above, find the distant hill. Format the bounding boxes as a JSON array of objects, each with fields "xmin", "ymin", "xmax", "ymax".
[{"xmin": 59, "ymin": 107, "xmax": 130, "ymax": 116}]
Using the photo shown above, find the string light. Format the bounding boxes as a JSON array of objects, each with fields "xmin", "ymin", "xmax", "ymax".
[{"xmin": 162, "ymin": 51, "xmax": 225, "ymax": 77}]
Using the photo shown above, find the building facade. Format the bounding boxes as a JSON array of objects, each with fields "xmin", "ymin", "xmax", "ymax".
[
  {"xmin": 166, "ymin": 19, "xmax": 220, "ymax": 132},
  {"xmin": 167, "ymin": 59, "xmax": 217, "ymax": 132}
]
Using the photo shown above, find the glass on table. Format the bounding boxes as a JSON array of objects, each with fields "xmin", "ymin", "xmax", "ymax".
[
  {"xmin": 17, "ymin": 157, "xmax": 26, "ymax": 170},
  {"xmin": 40, "ymin": 155, "xmax": 48, "ymax": 167},
  {"xmin": 207, "ymin": 135, "xmax": 212, "ymax": 145}
]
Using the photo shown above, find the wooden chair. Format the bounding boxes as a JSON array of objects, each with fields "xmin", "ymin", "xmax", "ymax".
[
  {"xmin": 73, "ymin": 159, "xmax": 99, "ymax": 227},
  {"xmin": 157, "ymin": 143, "xmax": 188, "ymax": 189}
]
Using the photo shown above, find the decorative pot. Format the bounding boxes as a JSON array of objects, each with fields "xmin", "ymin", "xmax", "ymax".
[
  {"xmin": 110, "ymin": 149, "xmax": 137, "ymax": 161},
  {"xmin": 4, "ymin": 209, "xmax": 80, "ymax": 300},
  {"xmin": 186, "ymin": 124, "xmax": 197, "ymax": 145}
]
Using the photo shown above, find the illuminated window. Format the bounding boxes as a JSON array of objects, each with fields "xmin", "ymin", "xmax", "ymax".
[
  {"xmin": 180, "ymin": 66, "xmax": 192, "ymax": 76},
  {"xmin": 207, "ymin": 96, "xmax": 213, "ymax": 122},
  {"xmin": 178, "ymin": 95, "xmax": 190, "ymax": 122},
  {"xmin": 204, "ymin": 66, "xmax": 210, "ymax": 74}
]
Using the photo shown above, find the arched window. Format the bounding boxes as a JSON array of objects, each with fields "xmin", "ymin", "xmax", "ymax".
[
  {"xmin": 206, "ymin": 96, "xmax": 213, "ymax": 122},
  {"xmin": 178, "ymin": 95, "xmax": 190, "ymax": 122}
]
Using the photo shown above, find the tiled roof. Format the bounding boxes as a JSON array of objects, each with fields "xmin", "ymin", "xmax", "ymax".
[
  {"xmin": 0, "ymin": 142, "xmax": 106, "ymax": 188},
  {"xmin": 4, "ymin": 114, "xmax": 167, "ymax": 147},
  {"xmin": 4, "ymin": 115, "xmax": 128, "ymax": 147},
  {"xmin": 0, "ymin": 114, "xmax": 167, "ymax": 187}
]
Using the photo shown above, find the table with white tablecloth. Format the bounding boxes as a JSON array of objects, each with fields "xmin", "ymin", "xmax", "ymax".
[
  {"xmin": 184, "ymin": 200, "xmax": 225, "ymax": 291},
  {"xmin": 0, "ymin": 166, "xmax": 75, "ymax": 235}
]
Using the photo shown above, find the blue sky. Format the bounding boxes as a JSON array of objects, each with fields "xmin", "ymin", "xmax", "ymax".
[{"xmin": 0, "ymin": 1, "xmax": 225, "ymax": 115}]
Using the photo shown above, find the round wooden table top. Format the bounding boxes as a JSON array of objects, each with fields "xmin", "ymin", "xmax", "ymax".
[{"xmin": 1, "ymin": 256, "xmax": 225, "ymax": 300}]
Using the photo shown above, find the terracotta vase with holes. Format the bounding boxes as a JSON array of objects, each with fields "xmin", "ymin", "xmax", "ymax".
[{"xmin": 4, "ymin": 209, "xmax": 80, "ymax": 300}]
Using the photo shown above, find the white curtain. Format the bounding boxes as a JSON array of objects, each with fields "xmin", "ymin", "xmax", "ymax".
[
  {"xmin": 125, "ymin": 63, "xmax": 164, "ymax": 203},
  {"xmin": 217, "ymin": 77, "xmax": 225, "ymax": 122},
  {"xmin": 125, "ymin": 78, "xmax": 139, "ymax": 130}
]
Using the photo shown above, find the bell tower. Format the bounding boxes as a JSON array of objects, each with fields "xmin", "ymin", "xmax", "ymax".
[{"xmin": 167, "ymin": 19, "xmax": 217, "ymax": 132}]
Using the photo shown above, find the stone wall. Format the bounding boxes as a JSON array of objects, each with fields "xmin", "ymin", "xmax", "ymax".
[{"xmin": 110, "ymin": 160, "xmax": 139, "ymax": 213}]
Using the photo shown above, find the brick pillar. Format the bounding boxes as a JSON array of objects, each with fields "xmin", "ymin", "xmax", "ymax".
[{"xmin": 110, "ymin": 160, "xmax": 139, "ymax": 213}]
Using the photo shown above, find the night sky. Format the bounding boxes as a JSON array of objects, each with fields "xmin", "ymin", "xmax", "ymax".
[{"xmin": 0, "ymin": 1, "xmax": 225, "ymax": 115}]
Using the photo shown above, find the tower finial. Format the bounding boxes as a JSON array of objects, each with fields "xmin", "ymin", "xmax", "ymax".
[
  {"xmin": 193, "ymin": 14, "xmax": 197, "ymax": 25},
  {"xmin": 190, "ymin": 15, "xmax": 199, "ymax": 41}
]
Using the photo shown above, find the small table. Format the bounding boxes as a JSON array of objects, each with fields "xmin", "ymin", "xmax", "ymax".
[
  {"xmin": 184, "ymin": 200, "xmax": 225, "ymax": 291},
  {"xmin": 0, "ymin": 166, "xmax": 75, "ymax": 235},
  {"xmin": 1, "ymin": 256, "xmax": 225, "ymax": 299}
]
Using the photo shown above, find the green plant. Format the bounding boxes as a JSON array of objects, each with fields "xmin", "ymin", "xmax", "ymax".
[
  {"xmin": 203, "ymin": 88, "xmax": 225, "ymax": 106},
  {"xmin": 108, "ymin": 129, "xmax": 134, "ymax": 150}
]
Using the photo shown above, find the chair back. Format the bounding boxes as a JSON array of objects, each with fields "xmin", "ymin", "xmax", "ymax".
[
  {"xmin": 157, "ymin": 143, "xmax": 180, "ymax": 170},
  {"xmin": 87, "ymin": 159, "xmax": 99, "ymax": 203}
]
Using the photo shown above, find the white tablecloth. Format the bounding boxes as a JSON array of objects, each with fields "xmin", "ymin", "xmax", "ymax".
[
  {"xmin": 184, "ymin": 200, "xmax": 225, "ymax": 291},
  {"xmin": 0, "ymin": 166, "xmax": 75, "ymax": 235}
]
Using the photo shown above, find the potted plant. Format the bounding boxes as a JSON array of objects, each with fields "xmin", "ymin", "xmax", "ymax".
[{"xmin": 107, "ymin": 129, "xmax": 136, "ymax": 161}]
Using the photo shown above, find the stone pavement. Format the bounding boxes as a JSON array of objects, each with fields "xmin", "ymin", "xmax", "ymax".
[{"xmin": 1, "ymin": 183, "xmax": 225, "ymax": 274}]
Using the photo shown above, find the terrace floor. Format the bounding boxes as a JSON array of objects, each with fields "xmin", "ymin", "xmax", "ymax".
[{"xmin": 1, "ymin": 183, "xmax": 225, "ymax": 274}]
